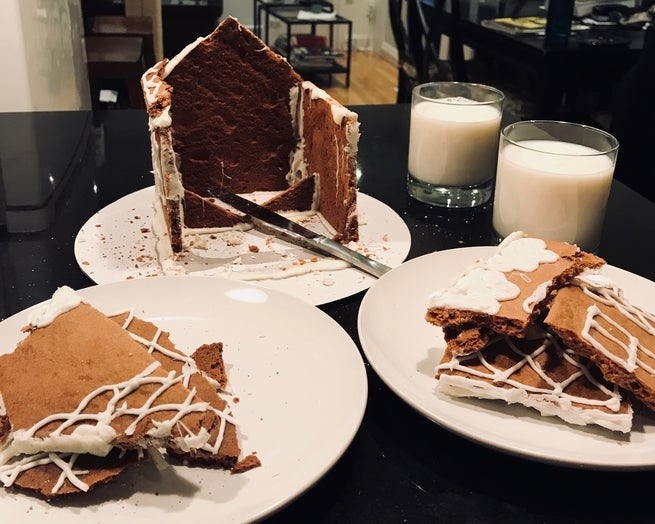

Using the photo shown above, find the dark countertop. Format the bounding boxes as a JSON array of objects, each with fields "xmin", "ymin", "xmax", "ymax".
[{"xmin": 1, "ymin": 105, "xmax": 655, "ymax": 522}]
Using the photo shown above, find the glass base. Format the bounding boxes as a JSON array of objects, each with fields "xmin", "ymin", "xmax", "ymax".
[{"xmin": 407, "ymin": 174, "xmax": 493, "ymax": 208}]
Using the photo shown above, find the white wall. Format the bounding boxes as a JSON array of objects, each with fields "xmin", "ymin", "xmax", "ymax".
[
  {"xmin": 221, "ymin": 0, "xmax": 253, "ymax": 24},
  {"xmin": 0, "ymin": 0, "xmax": 90, "ymax": 112},
  {"xmin": 331, "ymin": 0, "xmax": 378, "ymax": 50}
]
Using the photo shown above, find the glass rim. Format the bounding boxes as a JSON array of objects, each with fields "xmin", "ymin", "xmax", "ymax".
[
  {"xmin": 501, "ymin": 119, "xmax": 619, "ymax": 156},
  {"xmin": 412, "ymin": 81, "xmax": 505, "ymax": 106}
]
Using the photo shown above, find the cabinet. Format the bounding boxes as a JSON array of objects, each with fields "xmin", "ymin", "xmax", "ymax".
[{"xmin": 254, "ymin": 1, "xmax": 352, "ymax": 87}]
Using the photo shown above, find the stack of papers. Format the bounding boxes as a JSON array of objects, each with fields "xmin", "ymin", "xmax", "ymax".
[
  {"xmin": 481, "ymin": 16, "xmax": 590, "ymax": 35},
  {"xmin": 481, "ymin": 16, "xmax": 547, "ymax": 34},
  {"xmin": 297, "ymin": 10, "xmax": 337, "ymax": 20}
]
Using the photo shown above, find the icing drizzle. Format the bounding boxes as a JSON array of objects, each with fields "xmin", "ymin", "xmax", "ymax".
[
  {"xmin": 0, "ymin": 300, "xmax": 236, "ymax": 494},
  {"xmin": 576, "ymin": 274, "xmax": 655, "ymax": 375},
  {"xmin": 436, "ymin": 330, "xmax": 631, "ymax": 432}
]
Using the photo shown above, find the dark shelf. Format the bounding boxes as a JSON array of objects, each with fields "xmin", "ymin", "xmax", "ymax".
[{"xmin": 255, "ymin": 1, "xmax": 352, "ymax": 87}]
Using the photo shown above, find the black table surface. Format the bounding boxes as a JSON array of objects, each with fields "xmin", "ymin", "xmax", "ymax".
[{"xmin": 2, "ymin": 105, "xmax": 655, "ymax": 523}]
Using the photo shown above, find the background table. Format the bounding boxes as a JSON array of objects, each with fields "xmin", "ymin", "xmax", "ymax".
[
  {"xmin": 1, "ymin": 106, "xmax": 655, "ymax": 522},
  {"xmin": 464, "ymin": 18, "xmax": 646, "ymax": 120},
  {"xmin": 421, "ymin": 0, "xmax": 647, "ymax": 120}
]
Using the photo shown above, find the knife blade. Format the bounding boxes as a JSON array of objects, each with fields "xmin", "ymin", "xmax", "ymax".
[{"xmin": 214, "ymin": 190, "xmax": 392, "ymax": 278}]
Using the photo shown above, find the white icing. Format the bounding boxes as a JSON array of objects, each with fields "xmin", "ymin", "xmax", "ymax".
[
  {"xmin": 430, "ymin": 267, "xmax": 520, "ymax": 315},
  {"xmin": 435, "ymin": 332, "xmax": 632, "ymax": 433},
  {"xmin": 27, "ymin": 286, "xmax": 83, "ymax": 328},
  {"xmin": 429, "ymin": 232, "xmax": 559, "ymax": 315},
  {"xmin": 0, "ymin": 360, "xmax": 220, "ymax": 469},
  {"xmin": 0, "ymin": 452, "xmax": 91, "ymax": 492},
  {"xmin": 50, "ymin": 453, "xmax": 89, "ymax": 492},
  {"xmin": 288, "ymin": 84, "xmax": 309, "ymax": 187},
  {"xmin": 0, "ymin": 295, "xmax": 238, "ymax": 493},
  {"xmin": 575, "ymin": 274, "xmax": 655, "ymax": 376},
  {"xmin": 216, "ymin": 257, "xmax": 349, "ymax": 281},
  {"xmin": 150, "ymin": 106, "xmax": 171, "ymax": 129},
  {"xmin": 3, "ymin": 423, "xmax": 117, "ymax": 460},
  {"xmin": 117, "ymin": 309, "xmax": 236, "ymax": 453},
  {"xmin": 487, "ymin": 235, "xmax": 559, "ymax": 272},
  {"xmin": 316, "ymin": 210, "xmax": 338, "ymax": 238},
  {"xmin": 141, "ymin": 36, "xmax": 206, "ymax": 109},
  {"xmin": 522, "ymin": 280, "xmax": 551, "ymax": 314}
]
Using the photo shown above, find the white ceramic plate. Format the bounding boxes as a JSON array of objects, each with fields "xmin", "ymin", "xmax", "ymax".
[
  {"xmin": 1, "ymin": 277, "xmax": 367, "ymax": 522},
  {"xmin": 74, "ymin": 187, "xmax": 411, "ymax": 306},
  {"xmin": 358, "ymin": 246, "xmax": 655, "ymax": 470}
]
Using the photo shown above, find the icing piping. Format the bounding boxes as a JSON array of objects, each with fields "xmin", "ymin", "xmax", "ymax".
[
  {"xmin": 428, "ymin": 233, "xmax": 560, "ymax": 315},
  {"xmin": 576, "ymin": 274, "xmax": 655, "ymax": 375},
  {"xmin": 436, "ymin": 331, "xmax": 631, "ymax": 432},
  {"xmin": 0, "ymin": 293, "xmax": 237, "ymax": 494}
]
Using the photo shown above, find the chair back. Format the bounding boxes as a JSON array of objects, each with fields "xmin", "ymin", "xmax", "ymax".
[
  {"xmin": 389, "ymin": 0, "xmax": 418, "ymax": 103},
  {"xmin": 425, "ymin": 0, "xmax": 468, "ymax": 82},
  {"xmin": 388, "ymin": 0, "xmax": 468, "ymax": 103}
]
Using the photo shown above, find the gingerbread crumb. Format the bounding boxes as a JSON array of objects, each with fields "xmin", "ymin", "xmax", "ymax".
[
  {"xmin": 0, "ymin": 414, "xmax": 10, "ymax": 439},
  {"xmin": 231, "ymin": 453, "xmax": 261, "ymax": 474}
]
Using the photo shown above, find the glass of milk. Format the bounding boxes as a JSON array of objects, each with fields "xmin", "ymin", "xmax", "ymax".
[
  {"xmin": 407, "ymin": 82, "xmax": 504, "ymax": 208},
  {"xmin": 492, "ymin": 120, "xmax": 619, "ymax": 252}
]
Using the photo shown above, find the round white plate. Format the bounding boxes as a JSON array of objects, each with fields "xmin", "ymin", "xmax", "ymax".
[
  {"xmin": 1, "ymin": 277, "xmax": 367, "ymax": 522},
  {"xmin": 358, "ymin": 246, "xmax": 655, "ymax": 470},
  {"xmin": 74, "ymin": 187, "xmax": 411, "ymax": 306}
]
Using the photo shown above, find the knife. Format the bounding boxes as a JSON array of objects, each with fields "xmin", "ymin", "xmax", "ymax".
[{"xmin": 215, "ymin": 190, "xmax": 392, "ymax": 278}]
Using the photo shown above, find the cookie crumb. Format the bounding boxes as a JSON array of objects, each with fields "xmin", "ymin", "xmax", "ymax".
[{"xmin": 231, "ymin": 453, "xmax": 261, "ymax": 474}]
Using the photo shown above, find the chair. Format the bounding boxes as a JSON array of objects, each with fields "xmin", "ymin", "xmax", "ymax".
[
  {"xmin": 90, "ymin": 15, "xmax": 157, "ymax": 67},
  {"xmin": 388, "ymin": 0, "xmax": 420, "ymax": 103},
  {"xmin": 418, "ymin": 0, "xmax": 468, "ymax": 81},
  {"xmin": 388, "ymin": 0, "xmax": 468, "ymax": 103},
  {"xmin": 85, "ymin": 35, "xmax": 147, "ymax": 109}
]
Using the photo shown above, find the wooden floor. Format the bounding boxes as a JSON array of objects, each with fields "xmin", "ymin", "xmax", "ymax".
[{"xmin": 317, "ymin": 51, "xmax": 399, "ymax": 106}]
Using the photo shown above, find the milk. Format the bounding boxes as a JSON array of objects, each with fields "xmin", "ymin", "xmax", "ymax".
[
  {"xmin": 492, "ymin": 139, "xmax": 615, "ymax": 251},
  {"xmin": 408, "ymin": 99, "xmax": 502, "ymax": 186}
]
